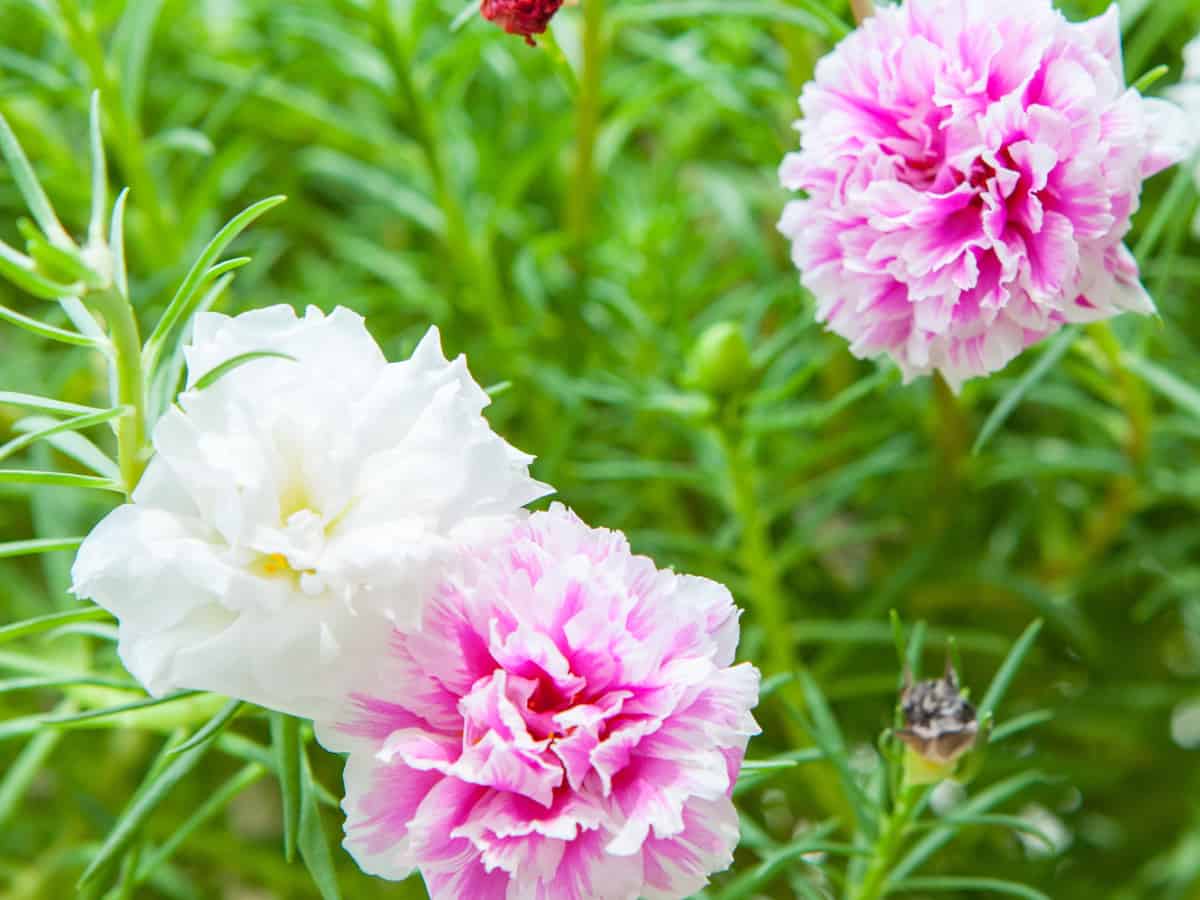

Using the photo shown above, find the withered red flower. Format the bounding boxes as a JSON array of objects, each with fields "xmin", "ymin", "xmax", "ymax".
[{"xmin": 480, "ymin": 0, "xmax": 564, "ymax": 46}]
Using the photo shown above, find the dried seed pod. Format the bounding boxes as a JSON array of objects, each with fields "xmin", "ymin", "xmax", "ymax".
[{"xmin": 896, "ymin": 660, "xmax": 979, "ymax": 768}]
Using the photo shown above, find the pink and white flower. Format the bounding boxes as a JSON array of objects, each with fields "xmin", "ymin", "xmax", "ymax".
[
  {"xmin": 778, "ymin": 0, "xmax": 1189, "ymax": 388},
  {"xmin": 317, "ymin": 504, "xmax": 761, "ymax": 899},
  {"xmin": 71, "ymin": 305, "xmax": 550, "ymax": 718}
]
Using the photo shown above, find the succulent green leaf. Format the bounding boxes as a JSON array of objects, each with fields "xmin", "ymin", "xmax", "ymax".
[
  {"xmin": 977, "ymin": 619, "xmax": 1043, "ymax": 721},
  {"xmin": 0, "ymin": 112, "xmax": 74, "ymax": 248},
  {"xmin": 0, "ymin": 606, "xmax": 112, "ymax": 646},
  {"xmin": 0, "ymin": 469, "xmax": 123, "ymax": 492},
  {"xmin": 270, "ymin": 712, "xmax": 302, "ymax": 863},
  {"xmin": 88, "ymin": 90, "xmax": 108, "ymax": 249},
  {"xmin": 0, "ymin": 237, "xmax": 80, "ymax": 299},
  {"xmin": 142, "ymin": 195, "xmax": 285, "ymax": 375},
  {"xmin": 167, "ymin": 699, "xmax": 245, "ymax": 757},
  {"xmin": 0, "ymin": 303, "xmax": 100, "ymax": 346},
  {"xmin": 298, "ymin": 746, "xmax": 342, "ymax": 900},
  {"xmin": 0, "ymin": 407, "xmax": 127, "ymax": 465},
  {"xmin": 77, "ymin": 731, "xmax": 216, "ymax": 887}
]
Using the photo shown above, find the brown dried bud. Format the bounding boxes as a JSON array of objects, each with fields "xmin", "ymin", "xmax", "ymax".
[
  {"xmin": 480, "ymin": 0, "xmax": 565, "ymax": 46},
  {"xmin": 896, "ymin": 660, "xmax": 978, "ymax": 769}
]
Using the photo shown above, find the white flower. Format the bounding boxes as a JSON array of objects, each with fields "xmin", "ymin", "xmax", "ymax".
[{"xmin": 72, "ymin": 305, "xmax": 551, "ymax": 718}]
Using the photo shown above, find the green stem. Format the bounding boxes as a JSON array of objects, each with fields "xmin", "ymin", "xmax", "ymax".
[
  {"xmin": 851, "ymin": 783, "xmax": 925, "ymax": 900},
  {"xmin": 715, "ymin": 422, "xmax": 853, "ymax": 823},
  {"xmin": 1089, "ymin": 322, "xmax": 1150, "ymax": 467},
  {"xmin": 1044, "ymin": 321, "xmax": 1147, "ymax": 581},
  {"xmin": 932, "ymin": 372, "xmax": 968, "ymax": 484},
  {"xmin": 373, "ymin": 1, "xmax": 506, "ymax": 333},
  {"xmin": 55, "ymin": 0, "xmax": 176, "ymax": 265},
  {"xmin": 89, "ymin": 289, "xmax": 148, "ymax": 496},
  {"xmin": 568, "ymin": 0, "xmax": 605, "ymax": 251},
  {"xmin": 720, "ymin": 428, "xmax": 793, "ymax": 681},
  {"xmin": 111, "ymin": 841, "xmax": 143, "ymax": 900}
]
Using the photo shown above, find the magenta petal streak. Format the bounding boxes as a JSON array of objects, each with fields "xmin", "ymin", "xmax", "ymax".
[{"xmin": 319, "ymin": 505, "xmax": 762, "ymax": 900}]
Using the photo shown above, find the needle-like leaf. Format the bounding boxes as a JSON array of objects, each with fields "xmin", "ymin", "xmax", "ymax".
[
  {"xmin": 142, "ymin": 195, "xmax": 285, "ymax": 375},
  {"xmin": 87, "ymin": 91, "xmax": 108, "ymax": 249},
  {"xmin": 167, "ymin": 699, "xmax": 245, "ymax": 757},
  {"xmin": 0, "ymin": 111, "xmax": 73, "ymax": 248},
  {"xmin": 77, "ymin": 731, "xmax": 215, "ymax": 887},
  {"xmin": 0, "ymin": 606, "xmax": 111, "ymax": 646},
  {"xmin": 0, "ymin": 406, "xmax": 127, "ymax": 465},
  {"xmin": 270, "ymin": 712, "xmax": 302, "ymax": 863},
  {"xmin": 191, "ymin": 350, "xmax": 296, "ymax": 391}
]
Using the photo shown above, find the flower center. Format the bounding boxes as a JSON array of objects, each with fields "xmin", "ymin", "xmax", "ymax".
[
  {"xmin": 527, "ymin": 675, "xmax": 575, "ymax": 716},
  {"xmin": 262, "ymin": 553, "xmax": 291, "ymax": 575},
  {"xmin": 251, "ymin": 507, "xmax": 328, "ymax": 592},
  {"xmin": 254, "ymin": 548, "xmax": 318, "ymax": 584}
]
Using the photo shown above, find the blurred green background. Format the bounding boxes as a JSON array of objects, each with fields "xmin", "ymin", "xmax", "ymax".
[{"xmin": 1, "ymin": 0, "xmax": 1200, "ymax": 897}]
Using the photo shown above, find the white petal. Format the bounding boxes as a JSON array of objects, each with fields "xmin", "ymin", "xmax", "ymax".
[{"xmin": 71, "ymin": 305, "xmax": 552, "ymax": 718}]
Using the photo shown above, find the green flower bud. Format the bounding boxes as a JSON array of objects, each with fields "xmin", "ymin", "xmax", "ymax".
[
  {"xmin": 17, "ymin": 218, "xmax": 98, "ymax": 289},
  {"xmin": 683, "ymin": 322, "xmax": 753, "ymax": 396}
]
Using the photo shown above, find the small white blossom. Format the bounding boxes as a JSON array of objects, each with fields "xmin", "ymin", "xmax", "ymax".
[{"xmin": 72, "ymin": 305, "xmax": 551, "ymax": 717}]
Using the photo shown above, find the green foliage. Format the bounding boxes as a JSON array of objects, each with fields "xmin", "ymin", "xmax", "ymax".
[
  {"xmin": 190, "ymin": 350, "xmax": 296, "ymax": 391},
  {"xmin": 270, "ymin": 713, "xmax": 302, "ymax": 866},
  {"xmin": 0, "ymin": 0, "xmax": 1197, "ymax": 898}
]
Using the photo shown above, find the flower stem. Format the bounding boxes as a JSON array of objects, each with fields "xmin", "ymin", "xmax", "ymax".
[
  {"xmin": 568, "ymin": 0, "xmax": 605, "ymax": 253},
  {"xmin": 1089, "ymin": 322, "xmax": 1150, "ymax": 466},
  {"xmin": 721, "ymin": 428, "xmax": 793, "ymax": 680},
  {"xmin": 55, "ymin": 0, "xmax": 177, "ymax": 267},
  {"xmin": 932, "ymin": 371, "xmax": 968, "ymax": 488},
  {"xmin": 715, "ymin": 421, "xmax": 852, "ymax": 823},
  {"xmin": 373, "ymin": 1, "xmax": 507, "ymax": 335},
  {"xmin": 89, "ymin": 289, "xmax": 148, "ymax": 496},
  {"xmin": 850, "ymin": 783, "xmax": 925, "ymax": 900},
  {"xmin": 1043, "ymin": 321, "xmax": 1147, "ymax": 580}
]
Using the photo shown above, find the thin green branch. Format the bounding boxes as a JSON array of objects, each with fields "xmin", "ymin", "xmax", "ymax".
[
  {"xmin": 372, "ymin": 0, "xmax": 507, "ymax": 334},
  {"xmin": 850, "ymin": 784, "xmax": 927, "ymax": 900},
  {"xmin": 569, "ymin": 0, "xmax": 606, "ymax": 252},
  {"xmin": 55, "ymin": 0, "xmax": 177, "ymax": 264},
  {"xmin": 87, "ymin": 289, "xmax": 149, "ymax": 495}
]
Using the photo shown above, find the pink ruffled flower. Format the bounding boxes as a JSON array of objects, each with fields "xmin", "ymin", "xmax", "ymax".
[
  {"xmin": 778, "ymin": 0, "xmax": 1189, "ymax": 388},
  {"xmin": 316, "ymin": 504, "xmax": 761, "ymax": 899}
]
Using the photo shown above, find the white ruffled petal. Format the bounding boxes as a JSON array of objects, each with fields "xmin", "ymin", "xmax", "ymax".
[{"xmin": 72, "ymin": 304, "xmax": 552, "ymax": 718}]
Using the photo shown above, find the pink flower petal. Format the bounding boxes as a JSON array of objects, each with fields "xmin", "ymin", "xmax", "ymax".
[
  {"xmin": 322, "ymin": 505, "xmax": 760, "ymax": 898},
  {"xmin": 778, "ymin": 0, "xmax": 1185, "ymax": 385}
]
